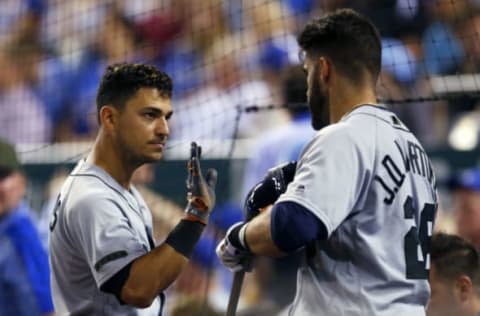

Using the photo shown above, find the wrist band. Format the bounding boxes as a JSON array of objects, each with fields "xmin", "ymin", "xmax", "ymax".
[
  {"xmin": 239, "ymin": 223, "xmax": 250, "ymax": 251},
  {"xmin": 229, "ymin": 223, "xmax": 251, "ymax": 252},
  {"xmin": 165, "ymin": 220, "xmax": 205, "ymax": 258}
]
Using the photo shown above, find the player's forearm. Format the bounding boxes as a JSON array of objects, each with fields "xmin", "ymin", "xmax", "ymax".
[
  {"xmin": 245, "ymin": 207, "xmax": 286, "ymax": 257},
  {"xmin": 121, "ymin": 244, "xmax": 188, "ymax": 307},
  {"xmin": 121, "ymin": 219, "xmax": 204, "ymax": 307}
]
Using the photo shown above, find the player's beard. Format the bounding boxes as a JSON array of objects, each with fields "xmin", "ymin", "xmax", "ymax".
[
  {"xmin": 117, "ymin": 134, "xmax": 159, "ymax": 168},
  {"xmin": 308, "ymin": 65, "xmax": 330, "ymax": 130}
]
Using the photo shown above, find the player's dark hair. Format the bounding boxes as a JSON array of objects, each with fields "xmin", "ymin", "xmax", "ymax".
[
  {"xmin": 431, "ymin": 233, "xmax": 480, "ymax": 292},
  {"xmin": 297, "ymin": 8, "xmax": 381, "ymax": 86},
  {"xmin": 96, "ymin": 63, "xmax": 173, "ymax": 123}
]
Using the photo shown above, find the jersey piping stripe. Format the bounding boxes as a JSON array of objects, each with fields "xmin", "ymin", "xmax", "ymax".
[{"xmin": 94, "ymin": 251, "xmax": 128, "ymax": 271}]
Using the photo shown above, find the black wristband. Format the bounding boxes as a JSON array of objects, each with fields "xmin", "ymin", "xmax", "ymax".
[
  {"xmin": 165, "ymin": 220, "xmax": 205, "ymax": 258},
  {"xmin": 228, "ymin": 223, "xmax": 251, "ymax": 252}
]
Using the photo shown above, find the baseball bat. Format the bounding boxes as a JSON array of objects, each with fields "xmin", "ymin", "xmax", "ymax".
[
  {"xmin": 226, "ymin": 270, "xmax": 245, "ymax": 316},
  {"xmin": 226, "ymin": 198, "xmax": 267, "ymax": 315}
]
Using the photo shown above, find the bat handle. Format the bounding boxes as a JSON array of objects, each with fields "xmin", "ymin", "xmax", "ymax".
[{"xmin": 226, "ymin": 270, "xmax": 245, "ymax": 316}]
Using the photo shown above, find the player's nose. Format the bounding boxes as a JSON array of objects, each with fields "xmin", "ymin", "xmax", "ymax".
[{"xmin": 154, "ymin": 116, "xmax": 169, "ymax": 137}]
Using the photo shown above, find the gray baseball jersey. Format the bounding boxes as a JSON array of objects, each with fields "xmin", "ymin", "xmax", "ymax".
[
  {"xmin": 49, "ymin": 159, "xmax": 163, "ymax": 316},
  {"xmin": 277, "ymin": 105, "xmax": 437, "ymax": 316}
]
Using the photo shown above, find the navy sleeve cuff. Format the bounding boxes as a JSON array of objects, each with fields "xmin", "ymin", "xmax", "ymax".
[{"xmin": 100, "ymin": 260, "xmax": 135, "ymax": 304}]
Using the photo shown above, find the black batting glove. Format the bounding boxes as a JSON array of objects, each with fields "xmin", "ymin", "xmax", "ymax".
[
  {"xmin": 244, "ymin": 161, "xmax": 297, "ymax": 221},
  {"xmin": 185, "ymin": 142, "xmax": 218, "ymax": 224}
]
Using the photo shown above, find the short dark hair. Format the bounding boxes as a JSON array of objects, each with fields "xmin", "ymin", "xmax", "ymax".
[
  {"xmin": 96, "ymin": 63, "xmax": 173, "ymax": 123},
  {"xmin": 297, "ymin": 8, "xmax": 381, "ymax": 85},
  {"xmin": 431, "ymin": 233, "xmax": 480, "ymax": 292}
]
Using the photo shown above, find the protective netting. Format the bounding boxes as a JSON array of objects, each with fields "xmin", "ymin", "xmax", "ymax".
[
  {"xmin": 2, "ymin": 0, "xmax": 480, "ymax": 314},
  {"xmin": 2, "ymin": 0, "xmax": 479, "ymax": 157}
]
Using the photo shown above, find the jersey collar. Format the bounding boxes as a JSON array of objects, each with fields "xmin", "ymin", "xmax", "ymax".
[
  {"xmin": 340, "ymin": 103, "xmax": 390, "ymax": 122},
  {"xmin": 72, "ymin": 159, "xmax": 142, "ymax": 214}
]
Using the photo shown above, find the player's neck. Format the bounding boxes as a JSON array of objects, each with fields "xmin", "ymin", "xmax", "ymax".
[
  {"xmin": 330, "ymin": 83, "xmax": 377, "ymax": 123},
  {"xmin": 89, "ymin": 135, "xmax": 134, "ymax": 189}
]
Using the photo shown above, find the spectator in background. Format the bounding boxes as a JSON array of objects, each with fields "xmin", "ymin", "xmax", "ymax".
[
  {"xmin": 237, "ymin": 65, "xmax": 318, "ymax": 313},
  {"xmin": 378, "ymin": 38, "xmax": 437, "ymax": 146},
  {"xmin": 58, "ymin": 6, "xmax": 149, "ymax": 141},
  {"xmin": 159, "ymin": 0, "xmax": 230, "ymax": 97},
  {"xmin": 40, "ymin": 0, "xmax": 108, "ymax": 68},
  {"xmin": 428, "ymin": 232, "xmax": 480, "ymax": 316},
  {"xmin": 0, "ymin": 0, "xmax": 45, "ymax": 45},
  {"xmin": 450, "ymin": 168, "xmax": 480, "ymax": 250},
  {"xmin": 170, "ymin": 34, "xmax": 287, "ymax": 141},
  {"xmin": 423, "ymin": 0, "xmax": 467, "ymax": 76},
  {"xmin": 242, "ymin": 65, "xmax": 316, "ymax": 196},
  {"xmin": 244, "ymin": 0, "xmax": 299, "ymax": 77},
  {"xmin": 0, "ymin": 40, "xmax": 51, "ymax": 144},
  {"xmin": 459, "ymin": 10, "xmax": 480, "ymax": 73},
  {"xmin": 423, "ymin": 0, "xmax": 475, "ymax": 126},
  {"xmin": 0, "ymin": 139, "xmax": 54, "ymax": 316}
]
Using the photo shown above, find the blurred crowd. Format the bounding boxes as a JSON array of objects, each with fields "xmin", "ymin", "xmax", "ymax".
[
  {"xmin": 1, "ymin": 0, "xmax": 480, "ymax": 147},
  {"xmin": 3, "ymin": 0, "xmax": 480, "ymax": 315}
]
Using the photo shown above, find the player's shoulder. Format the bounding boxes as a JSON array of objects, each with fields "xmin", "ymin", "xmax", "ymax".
[
  {"xmin": 333, "ymin": 104, "xmax": 403, "ymax": 141},
  {"xmin": 301, "ymin": 111, "xmax": 378, "ymax": 161},
  {"xmin": 60, "ymin": 162, "xmax": 120, "ymax": 213},
  {"xmin": 312, "ymin": 118, "xmax": 361, "ymax": 145},
  {"xmin": 298, "ymin": 123, "xmax": 359, "ymax": 162},
  {"xmin": 342, "ymin": 104, "xmax": 408, "ymax": 130},
  {"xmin": 62, "ymin": 181, "xmax": 122, "ymax": 228},
  {"xmin": 63, "ymin": 172, "xmax": 115, "ymax": 201}
]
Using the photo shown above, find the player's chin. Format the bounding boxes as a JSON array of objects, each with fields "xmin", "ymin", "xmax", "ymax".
[
  {"xmin": 150, "ymin": 152, "xmax": 164, "ymax": 161},
  {"xmin": 142, "ymin": 151, "xmax": 163, "ymax": 163}
]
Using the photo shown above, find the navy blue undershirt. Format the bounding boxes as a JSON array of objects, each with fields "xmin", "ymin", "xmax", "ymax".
[{"xmin": 271, "ymin": 201, "xmax": 328, "ymax": 252}]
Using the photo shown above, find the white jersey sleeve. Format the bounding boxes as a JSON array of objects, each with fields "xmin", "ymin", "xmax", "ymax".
[
  {"xmin": 67, "ymin": 194, "xmax": 148, "ymax": 287},
  {"xmin": 278, "ymin": 124, "xmax": 369, "ymax": 235}
]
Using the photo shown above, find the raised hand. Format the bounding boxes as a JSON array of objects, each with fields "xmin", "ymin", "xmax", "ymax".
[{"xmin": 185, "ymin": 142, "xmax": 217, "ymax": 224}]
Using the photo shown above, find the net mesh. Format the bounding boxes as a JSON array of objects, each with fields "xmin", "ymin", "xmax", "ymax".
[
  {"xmin": 0, "ymin": 0, "xmax": 478, "ymax": 158},
  {"xmin": 1, "ymin": 0, "xmax": 480, "ymax": 313}
]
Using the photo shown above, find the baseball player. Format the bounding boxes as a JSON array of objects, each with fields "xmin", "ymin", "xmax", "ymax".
[
  {"xmin": 49, "ymin": 63, "xmax": 217, "ymax": 315},
  {"xmin": 217, "ymin": 9, "xmax": 437, "ymax": 316},
  {"xmin": 428, "ymin": 233, "xmax": 480, "ymax": 316}
]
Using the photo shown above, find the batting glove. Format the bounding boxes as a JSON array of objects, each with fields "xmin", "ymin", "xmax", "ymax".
[
  {"xmin": 184, "ymin": 142, "xmax": 218, "ymax": 224},
  {"xmin": 216, "ymin": 222, "xmax": 253, "ymax": 272},
  {"xmin": 244, "ymin": 161, "xmax": 297, "ymax": 220}
]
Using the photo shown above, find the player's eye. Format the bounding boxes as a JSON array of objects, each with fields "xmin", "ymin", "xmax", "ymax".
[{"xmin": 143, "ymin": 112, "xmax": 156, "ymax": 120}]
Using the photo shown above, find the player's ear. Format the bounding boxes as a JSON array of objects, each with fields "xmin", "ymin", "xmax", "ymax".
[
  {"xmin": 318, "ymin": 56, "xmax": 332, "ymax": 85},
  {"xmin": 99, "ymin": 105, "xmax": 117, "ymax": 130},
  {"xmin": 456, "ymin": 274, "xmax": 473, "ymax": 302}
]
